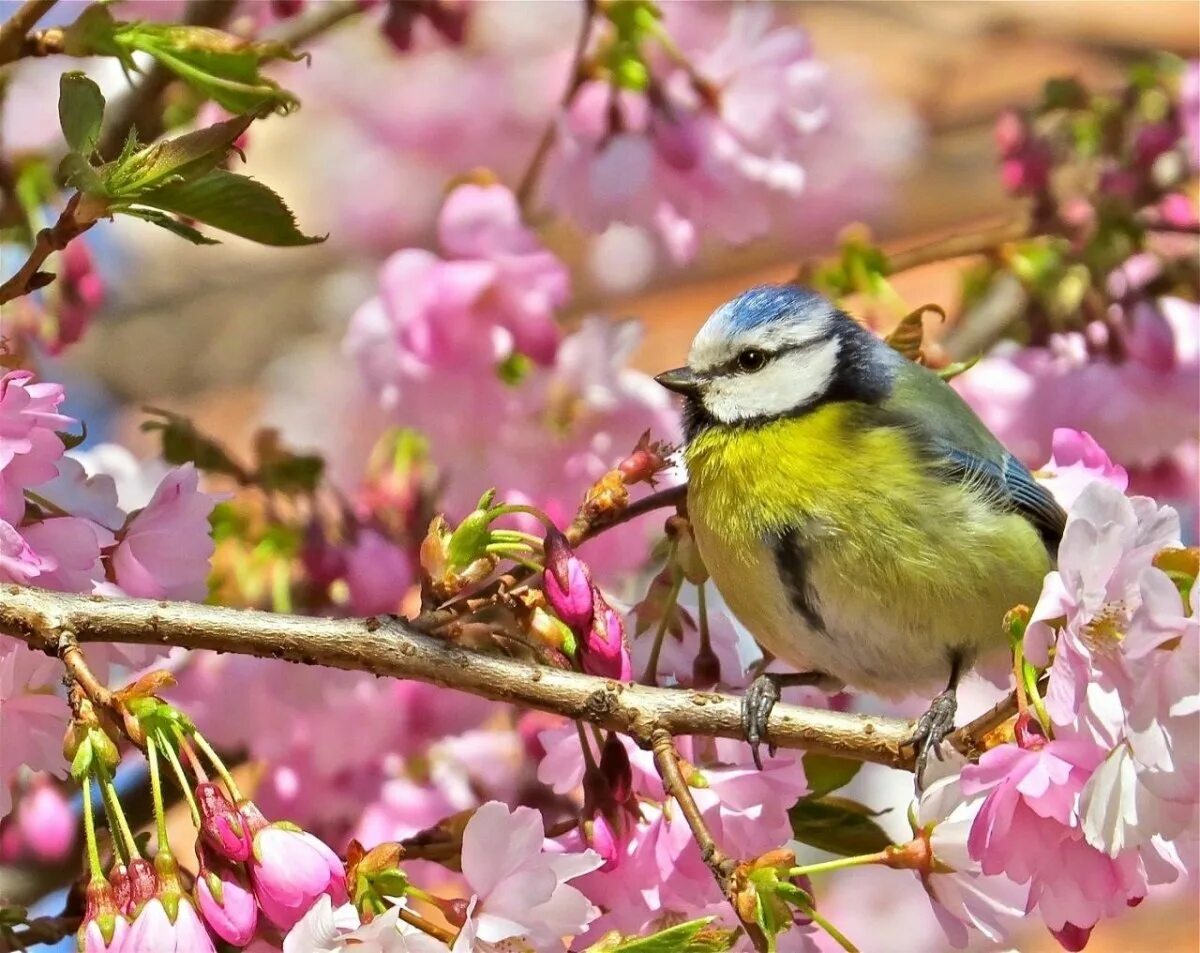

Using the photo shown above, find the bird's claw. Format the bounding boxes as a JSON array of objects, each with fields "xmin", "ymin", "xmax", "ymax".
[
  {"xmin": 904, "ymin": 688, "xmax": 958, "ymax": 780},
  {"xmin": 741, "ymin": 674, "xmax": 783, "ymax": 770}
]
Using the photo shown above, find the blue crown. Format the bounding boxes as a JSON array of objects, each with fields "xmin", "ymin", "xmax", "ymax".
[{"xmin": 709, "ymin": 284, "xmax": 828, "ymax": 335}]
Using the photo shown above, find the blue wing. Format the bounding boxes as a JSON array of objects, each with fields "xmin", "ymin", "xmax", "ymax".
[{"xmin": 936, "ymin": 445, "xmax": 1066, "ymax": 553}]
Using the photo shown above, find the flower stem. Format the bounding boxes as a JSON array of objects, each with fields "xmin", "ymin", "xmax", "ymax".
[
  {"xmin": 155, "ymin": 730, "xmax": 201, "ymax": 828},
  {"xmin": 81, "ymin": 777, "xmax": 106, "ymax": 881},
  {"xmin": 576, "ymin": 720, "xmax": 599, "ymax": 774},
  {"xmin": 97, "ymin": 767, "xmax": 139, "ymax": 863},
  {"xmin": 177, "ymin": 731, "xmax": 208, "ymax": 783},
  {"xmin": 789, "ymin": 851, "xmax": 889, "ymax": 879},
  {"xmin": 803, "ymin": 901, "xmax": 860, "ymax": 953},
  {"xmin": 191, "ymin": 731, "xmax": 243, "ymax": 802},
  {"xmin": 146, "ymin": 736, "xmax": 170, "ymax": 855},
  {"xmin": 696, "ymin": 582, "xmax": 711, "ymax": 655},
  {"xmin": 640, "ymin": 551, "xmax": 682, "ymax": 686},
  {"xmin": 486, "ymin": 503, "xmax": 555, "ymax": 529}
]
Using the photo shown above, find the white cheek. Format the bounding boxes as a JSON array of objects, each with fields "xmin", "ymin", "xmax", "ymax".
[{"xmin": 702, "ymin": 342, "xmax": 839, "ymax": 423}]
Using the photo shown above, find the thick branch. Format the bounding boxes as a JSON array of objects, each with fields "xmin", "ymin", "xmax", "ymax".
[
  {"xmin": 0, "ymin": 586, "xmax": 1015, "ymax": 771},
  {"xmin": 0, "ymin": 0, "xmax": 56, "ymax": 66}
]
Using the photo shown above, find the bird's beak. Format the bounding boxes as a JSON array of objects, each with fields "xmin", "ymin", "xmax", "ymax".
[{"xmin": 655, "ymin": 367, "xmax": 703, "ymax": 397}]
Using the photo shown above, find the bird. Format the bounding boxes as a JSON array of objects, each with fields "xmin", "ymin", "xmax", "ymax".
[{"xmin": 654, "ymin": 284, "xmax": 1065, "ymax": 773}]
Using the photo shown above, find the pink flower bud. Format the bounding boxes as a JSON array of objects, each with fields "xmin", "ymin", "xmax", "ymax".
[
  {"xmin": 599, "ymin": 734, "xmax": 634, "ymax": 806},
  {"xmin": 1000, "ymin": 143, "xmax": 1051, "ymax": 195},
  {"xmin": 109, "ymin": 865, "xmax": 132, "ymax": 915},
  {"xmin": 585, "ymin": 813, "xmax": 623, "ymax": 872},
  {"xmin": 197, "ymin": 783, "xmax": 251, "ymax": 862},
  {"xmin": 543, "ymin": 530, "xmax": 594, "ymax": 632},
  {"xmin": 77, "ymin": 880, "xmax": 130, "ymax": 953},
  {"xmin": 250, "ymin": 823, "xmax": 347, "ymax": 929},
  {"xmin": 124, "ymin": 897, "xmax": 215, "ymax": 953},
  {"xmin": 18, "ymin": 781, "xmax": 75, "ymax": 861},
  {"xmin": 270, "ymin": 0, "xmax": 306, "ymax": 16},
  {"xmin": 1158, "ymin": 192, "xmax": 1198, "ymax": 228},
  {"xmin": 195, "ymin": 866, "xmax": 258, "ymax": 946},
  {"xmin": 1133, "ymin": 121, "xmax": 1178, "ymax": 169},
  {"xmin": 580, "ymin": 591, "xmax": 632, "ymax": 682}
]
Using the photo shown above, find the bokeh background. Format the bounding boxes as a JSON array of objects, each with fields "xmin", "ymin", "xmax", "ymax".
[{"xmin": 2, "ymin": 2, "xmax": 1198, "ymax": 950}]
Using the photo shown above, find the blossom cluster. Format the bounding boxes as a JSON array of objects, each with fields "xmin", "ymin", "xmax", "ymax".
[{"xmin": 897, "ymin": 434, "xmax": 1198, "ymax": 950}]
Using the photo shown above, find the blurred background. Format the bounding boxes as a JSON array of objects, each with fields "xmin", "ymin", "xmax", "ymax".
[{"xmin": 2, "ymin": 2, "xmax": 1198, "ymax": 950}]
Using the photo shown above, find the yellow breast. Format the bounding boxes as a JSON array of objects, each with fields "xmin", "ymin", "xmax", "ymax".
[{"xmin": 683, "ymin": 406, "xmax": 1051, "ymax": 692}]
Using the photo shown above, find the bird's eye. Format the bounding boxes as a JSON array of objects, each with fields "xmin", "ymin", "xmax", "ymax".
[{"xmin": 737, "ymin": 348, "xmax": 767, "ymax": 372}]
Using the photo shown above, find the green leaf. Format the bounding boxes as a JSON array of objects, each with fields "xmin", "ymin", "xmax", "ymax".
[
  {"xmin": 135, "ymin": 170, "xmax": 323, "ymax": 246},
  {"xmin": 788, "ymin": 796, "xmax": 894, "ymax": 857},
  {"xmin": 801, "ymin": 754, "xmax": 863, "ymax": 800},
  {"xmin": 115, "ymin": 23, "xmax": 302, "ymax": 114},
  {"xmin": 586, "ymin": 917, "xmax": 736, "ymax": 952},
  {"xmin": 58, "ymin": 71, "xmax": 106, "ymax": 156},
  {"xmin": 61, "ymin": 5, "xmax": 136, "ymax": 68},
  {"xmin": 256, "ymin": 452, "xmax": 325, "ymax": 494},
  {"xmin": 105, "ymin": 112, "xmax": 254, "ymax": 195},
  {"xmin": 119, "ymin": 207, "xmax": 221, "ymax": 245},
  {"xmin": 69, "ymin": 735, "xmax": 95, "ymax": 781},
  {"xmin": 59, "ymin": 152, "xmax": 109, "ymax": 198},
  {"xmin": 141, "ymin": 407, "xmax": 246, "ymax": 478}
]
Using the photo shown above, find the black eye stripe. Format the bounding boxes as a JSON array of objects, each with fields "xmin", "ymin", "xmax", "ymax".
[{"xmin": 717, "ymin": 339, "xmax": 820, "ymax": 375}]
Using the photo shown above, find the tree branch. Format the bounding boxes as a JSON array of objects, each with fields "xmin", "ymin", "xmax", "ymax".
[
  {"xmin": 0, "ymin": 585, "xmax": 1015, "ymax": 771},
  {"xmin": 0, "ymin": 193, "xmax": 99, "ymax": 305},
  {"xmin": 0, "ymin": 0, "xmax": 56, "ymax": 66}
]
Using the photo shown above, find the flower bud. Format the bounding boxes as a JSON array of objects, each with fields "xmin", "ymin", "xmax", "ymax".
[
  {"xmin": 109, "ymin": 864, "xmax": 132, "ymax": 915},
  {"xmin": 126, "ymin": 857, "xmax": 158, "ymax": 913},
  {"xmin": 529, "ymin": 606, "xmax": 577, "ymax": 656},
  {"xmin": 195, "ymin": 864, "xmax": 258, "ymax": 946},
  {"xmin": 543, "ymin": 529, "xmax": 594, "ymax": 631},
  {"xmin": 125, "ymin": 894, "xmax": 215, "ymax": 953},
  {"xmin": 1050, "ymin": 922, "xmax": 1093, "ymax": 952},
  {"xmin": 616, "ymin": 431, "xmax": 673, "ymax": 487},
  {"xmin": 250, "ymin": 822, "xmax": 348, "ymax": 929},
  {"xmin": 580, "ymin": 591, "xmax": 632, "ymax": 682},
  {"xmin": 18, "ymin": 780, "xmax": 75, "ymax": 862},
  {"xmin": 76, "ymin": 879, "xmax": 130, "ymax": 953},
  {"xmin": 197, "ymin": 783, "xmax": 251, "ymax": 862},
  {"xmin": 599, "ymin": 734, "xmax": 634, "ymax": 807},
  {"xmin": 993, "ymin": 109, "xmax": 1028, "ymax": 157}
]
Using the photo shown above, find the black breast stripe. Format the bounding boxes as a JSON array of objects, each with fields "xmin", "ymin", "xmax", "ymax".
[{"xmin": 770, "ymin": 530, "xmax": 826, "ymax": 634}]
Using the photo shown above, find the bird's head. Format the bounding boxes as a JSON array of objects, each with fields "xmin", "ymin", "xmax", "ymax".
[{"xmin": 656, "ymin": 284, "xmax": 892, "ymax": 439}]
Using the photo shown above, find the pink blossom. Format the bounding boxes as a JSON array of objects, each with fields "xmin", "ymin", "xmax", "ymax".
[
  {"xmin": 1025, "ymin": 482, "xmax": 1182, "ymax": 743},
  {"xmin": 124, "ymin": 897, "xmax": 215, "ymax": 953},
  {"xmin": 0, "ymin": 370, "xmax": 73, "ymax": 524},
  {"xmin": 17, "ymin": 517, "xmax": 106, "ymax": 591},
  {"xmin": 955, "ymin": 299, "xmax": 1199, "ymax": 469},
  {"xmin": 344, "ymin": 528, "xmax": 414, "ymax": 615},
  {"xmin": 1035, "ymin": 429, "xmax": 1128, "ymax": 510},
  {"xmin": 963, "ymin": 737, "xmax": 1104, "ymax": 874},
  {"xmin": 76, "ymin": 880, "xmax": 130, "ymax": 953},
  {"xmin": 49, "ymin": 239, "xmax": 104, "ymax": 354},
  {"xmin": 250, "ymin": 823, "xmax": 348, "ymax": 930},
  {"xmin": 16, "ymin": 780, "xmax": 74, "ymax": 861},
  {"xmin": 459, "ymin": 800, "xmax": 601, "ymax": 948},
  {"xmin": 195, "ymin": 864, "xmax": 259, "ymax": 946},
  {"xmin": 0, "ymin": 644, "xmax": 69, "ymax": 818},
  {"xmin": 283, "ymin": 895, "xmax": 451, "ymax": 952},
  {"xmin": 78, "ymin": 916, "xmax": 129, "ymax": 953},
  {"xmin": 913, "ymin": 751, "xmax": 1029, "ymax": 949},
  {"xmin": 110, "ymin": 464, "xmax": 216, "ymax": 601},
  {"xmin": 197, "ymin": 782, "xmax": 252, "ymax": 861},
  {"xmin": 1178, "ymin": 60, "xmax": 1199, "ymax": 171}
]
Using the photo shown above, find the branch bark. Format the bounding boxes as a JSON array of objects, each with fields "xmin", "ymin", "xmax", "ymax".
[
  {"xmin": 0, "ymin": 585, "xmax": 1015, "ymax": 771},
  {"xmin": 0, "ymin": 193, "xmax": 99, "ymax": 305},
  {"xmin": 0, "ymin": 0, "xmax": 56, "ymax": 66}
]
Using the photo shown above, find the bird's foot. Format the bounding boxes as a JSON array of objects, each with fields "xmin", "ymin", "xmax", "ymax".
[
  {"xmin": 904, "ymin": 688, "xmax": 958, "ymax": 779},
  {"xmin": 741, "ymin": 671, "xmax": 829, "ymax": 770}
]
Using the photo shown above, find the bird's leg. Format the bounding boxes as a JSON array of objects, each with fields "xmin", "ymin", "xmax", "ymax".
[
  {"xmin": 742, "ymin": 671, "xmax": 831, "ymax": 770},
  {"xmin": 904, "ymin": 652, "xmax": 965, "ymax": 779}
]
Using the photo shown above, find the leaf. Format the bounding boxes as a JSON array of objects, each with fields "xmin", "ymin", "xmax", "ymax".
[
  {"xmin": 105, "ymin": 112, "xmax": 255, "ymax": 195},
  {"xmin": 936, "ymin": 355, "xmax": 980, "ymax": 381},
  {"xmin": 788, "ymin": 796, "xmax": 894, "ymax": 857},
  {"xmin": 115, "ymin": 22, "xmax": 302, "ymax": 114},
  {"xmin": 135, "ymin": 170, "xmax": 324, "ymax": 246},
  {"xmin": 119, "ymin": 207, "xmax": 221, "ymax": 245},
  {"xmin": 801, "ymin": 754, "xmax": 863, "ymax": 800},
  {"xmin": 885, "ymin": 303, "xmax": 945, "ymax": 363},
  {"xmin": 252, "ymin": 427, "xmax": 325, "ymax": 493},
  {"xmin": 586, "ymin": 917, "xmax": 736, "ymax": 952},
  {"xmin": 58, "ymin": 71, "xmax": 106, "ymax": 156},
  {"xmin": 141, "ymin": 407, "xmax": 246, "ymax": 478},
  {"xmin": 58, "ymin": 152, "xmax": 109, "ymax": 198}
]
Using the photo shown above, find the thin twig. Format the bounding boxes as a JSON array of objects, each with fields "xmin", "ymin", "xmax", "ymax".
[
  {"xmin": 515, "ymin": 0, "xmax": 596, "ymax": 212},
  {"xmin": 0, "ymin": 0, "xmax": 56, "ymax": 66},
  {"xmin": 651, "ymin": 728, "xmax": 767, "ymax": 951},
  {"xmin": 0, "ymin": 584, "xmax": 1015, "ymax": 771},
  {"xmin": 0, "ymin": 193, "xmax": 99, "ymax": 305}
]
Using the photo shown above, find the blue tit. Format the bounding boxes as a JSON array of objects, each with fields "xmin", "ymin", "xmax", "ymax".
[{"xmin": 655, "ymin": 285, "xmax": 1064, "ymax": 770}]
